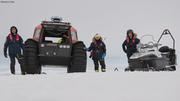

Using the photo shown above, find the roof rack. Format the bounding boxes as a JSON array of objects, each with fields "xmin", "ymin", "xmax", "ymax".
[{"xmin": 41, "ymin": 21, "xmax": 71, "ymax": 26}]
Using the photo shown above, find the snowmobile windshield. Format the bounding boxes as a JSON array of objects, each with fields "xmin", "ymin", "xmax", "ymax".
[
  {"xmin": 140, "ymin": 35, "xmax": 156, "ymax": 45},
  {"xmin": 138, "ymin": 35, "xmax": 161, "ymax": 51}
]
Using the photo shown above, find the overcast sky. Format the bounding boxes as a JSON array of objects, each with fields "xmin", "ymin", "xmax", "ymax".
[{"xmin": 0, "ymin": 0, "xmax": 180, "ymax": 66}]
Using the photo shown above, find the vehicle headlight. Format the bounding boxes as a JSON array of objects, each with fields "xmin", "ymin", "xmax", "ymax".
[
  {"xmin": 59, "ymin": 45, "xmax": 70, "ymax": 48},
  {"xmin": 63, "ymin": 45, "xmax": 67, "ymax": 48},
  {"xmin": 53, "ymin": 52, "xmax": 56, "ymax": 55},
  {"xmin": 59, "ymin": 45, "xmax": 63, "ymax": 48},
  {"xmin": 66, "ymin": 45, "xmax": 70, "ymax": 48},
  {"xmin": 41, "ymin": 44, "xmax": 45, "ymax": 47}
]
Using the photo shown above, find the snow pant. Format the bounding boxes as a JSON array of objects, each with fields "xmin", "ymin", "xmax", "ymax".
[
  {"xmin": 9, "ymin": 54, "xmax": 24, "ymax": 74},
  {"xmin": 127, "ymin": 52, "xmax": 133, "ymax": 59},
  {"xmin": 127, "ymin": 50, "xmax": 138, "ymax": 60},
  {"xmin": 93, "ymin": 59, "xmax": 106, "ymax": 71}
]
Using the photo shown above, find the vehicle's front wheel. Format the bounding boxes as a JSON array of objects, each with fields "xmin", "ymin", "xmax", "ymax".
[
  {"xmin": 24, "ymin": 39, "xmax": 41, "ymax": 74},
  {"xmin": 68, "ymin": 42, "xmax": 87, "ymax": 73}
]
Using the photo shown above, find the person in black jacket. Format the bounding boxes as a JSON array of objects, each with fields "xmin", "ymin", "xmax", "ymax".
[
  {"xmin": 4, "ymin": 26, "xmax": 24, "ymax": 74},
  {"xmin": 122, "ymin": 29, "xmax": 140, "ymax": 59},
  {"xmin": 87, "ymin": 34, "xmax": 106, "ymax": 72}
]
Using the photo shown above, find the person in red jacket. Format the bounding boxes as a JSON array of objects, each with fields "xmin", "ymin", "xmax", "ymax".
[
  {"xmin": 122, "ymin": 29, "xmax": 140, "ymax": 59},
  {"xmin": 4, "ymin": 26, "xmax": 24, "ymax": 74}
]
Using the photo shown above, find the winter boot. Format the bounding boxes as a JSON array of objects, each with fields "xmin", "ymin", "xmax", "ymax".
[{"xmin": 101, "ymin": 69, "xmax": 106, "ymax": 72}]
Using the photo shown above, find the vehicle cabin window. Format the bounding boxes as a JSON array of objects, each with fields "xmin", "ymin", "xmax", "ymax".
[
  {"xmin": 42, "ymin": 29, "xmax": 69, "ymax": 44},
  {"xmin": 33, "ymin": 29, "xmax": 41, "ymax": 41},
  {"xmin": 71, "ymin": 32, "xmax": 78, "ymax": 41}
]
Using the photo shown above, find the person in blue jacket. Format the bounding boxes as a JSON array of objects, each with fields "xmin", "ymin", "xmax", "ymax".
[
  {"xmin": 87, "ymin": 34, "xmax": 106, "ymax": 72},
  {"xmin": 122, "ymin": 29, "xmax": 140, "ymax": 59},
  {"xmin": 4, "ymin": 26, "xmax": 24, "ymax": 74}
]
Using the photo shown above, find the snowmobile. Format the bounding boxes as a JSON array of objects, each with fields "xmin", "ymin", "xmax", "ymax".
[{"xmin": 125, "ymin": 29, "xmax": 177, "ymax": 71}]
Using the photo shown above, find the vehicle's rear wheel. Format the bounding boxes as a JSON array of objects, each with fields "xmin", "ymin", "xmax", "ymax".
[
  {"xmin": 68, "ymin": 42, "xmax": 87, "ymax": 73},
  {"xmin": 24, "ymin": 39, "xmax": 41, "ymax": 74}
]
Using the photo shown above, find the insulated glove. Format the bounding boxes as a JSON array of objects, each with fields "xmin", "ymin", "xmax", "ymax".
[
  {"xmin": 101, "ymin": 53, "xmax": 106, "ymax": 59},
  {"xmin": 4, "ymin": 53, "xmax": 7, "ymax": 58}
]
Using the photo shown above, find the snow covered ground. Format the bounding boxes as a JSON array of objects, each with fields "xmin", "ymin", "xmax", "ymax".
[
  {"xmin": 0, "ymin": 61, "xmax": 179, "ymax": 101},
  {"xmin": 0, "ymin": 0, "xmax": 180, "ymax": 100},
  {"xmin": 0, "ymin": 55, "xmax": 179, "ymax": 101}
]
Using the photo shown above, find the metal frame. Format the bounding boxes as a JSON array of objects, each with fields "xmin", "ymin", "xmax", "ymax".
[{"xmin": 157, "ymin": 29, "xmax": 175, "ymax": 49}]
